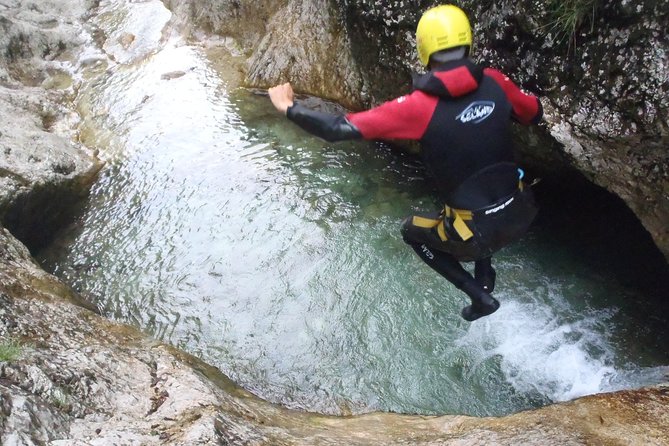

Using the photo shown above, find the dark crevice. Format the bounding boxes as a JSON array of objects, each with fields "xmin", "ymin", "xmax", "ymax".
[
  {"xmin": 1, "ymin": 184, "xmax": 92, "ymax": 255},
  {"xmin": 531, "ymin": 168, "xmax": 669, "ymax": 303}
]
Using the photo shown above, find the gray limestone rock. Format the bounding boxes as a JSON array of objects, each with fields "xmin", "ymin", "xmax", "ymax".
[{"xmin": 0, "ymin": 0, "xmax": 102, "ymax": 250}]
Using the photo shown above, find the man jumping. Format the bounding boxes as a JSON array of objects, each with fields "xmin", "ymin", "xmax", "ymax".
[{"xmin": 268, "ymin": 4, "xmax": 542, "ymax": 321}]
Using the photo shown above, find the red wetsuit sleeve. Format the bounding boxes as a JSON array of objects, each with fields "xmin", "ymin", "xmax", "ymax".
[
  {"xmin": 346, "ymin": 90, "xmax": 439, "ymax": 140},
  {"xmin": 484, "ymin": 68, "xmax": 543, "ymax": 125}
]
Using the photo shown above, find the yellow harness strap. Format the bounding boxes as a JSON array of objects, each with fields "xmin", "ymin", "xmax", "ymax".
[
  {"xmin": 412, "ymin": 204, "xmax": 478, "ymax": 243},
  {"xmin": 439, "ymin": 183, "xmax": 526, "ymax": 242},
  {"xmin": 437, "ymin": 221, "xmax": 448, "ymax": 241},
  {"xmin": 411, "ymin": 215, "xmax": 449, "ymax": 242},
  {"xmin": 412, "ymin": 216, "xmax": 440, "ymax": 228},
  {"xmin": 444, "ymin": 206, "xmax": 474, "ymax": 241}
]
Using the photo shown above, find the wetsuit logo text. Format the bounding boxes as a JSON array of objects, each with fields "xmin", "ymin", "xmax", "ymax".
[
  {"xmin": 421, "ymin": 244, "xmax": 434, "ymax": 260},
  {"xmin": 484, "ymin": 197, "xmax": 514, "ymax": 215},
  {"xmin": 456, "ymin": 101, "xmax": 496, "ymax": 124}
]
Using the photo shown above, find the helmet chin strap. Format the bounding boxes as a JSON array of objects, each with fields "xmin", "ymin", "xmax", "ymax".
[{"xmin": 429, "ymin": 47, "xmax": 467, "ymax": 67}]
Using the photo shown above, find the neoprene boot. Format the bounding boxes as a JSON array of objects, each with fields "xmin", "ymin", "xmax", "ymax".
[
  {"xmin": 474, "ymin": 258, "xmax": 496, "ymax": 293},
  {"xmin": 460, "ymin": 280, "xmax": 500, "ymax": 322}
]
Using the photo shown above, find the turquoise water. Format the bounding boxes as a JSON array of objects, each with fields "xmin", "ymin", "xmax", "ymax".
[{"xmin": 39, "ymin": 0, "xmax": 669, "ymax": 418}]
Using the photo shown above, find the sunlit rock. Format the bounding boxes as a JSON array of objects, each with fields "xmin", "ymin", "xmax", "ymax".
[{"xmin": 0, "ymin": 0, "xmax": 101, "ymax": 251}]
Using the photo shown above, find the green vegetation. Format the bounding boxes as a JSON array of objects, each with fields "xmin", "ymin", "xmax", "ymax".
[
  {"xmin": 0, "ymin": 338, "xmax": 22, "ymax": 362},
  {"xmin": 544, "ymin": 0, "xmax": 601, "ymax": 46}
]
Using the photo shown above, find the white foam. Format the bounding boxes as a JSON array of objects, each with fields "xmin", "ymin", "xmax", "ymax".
[{"xmin": 456, "ymin": 291, "xmax": 621, "ymax": 402}]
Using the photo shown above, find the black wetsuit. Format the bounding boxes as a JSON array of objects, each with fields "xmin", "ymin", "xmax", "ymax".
[{"xmin": 286, "ymin": 58, "xmax": 543, "ymax": 320}]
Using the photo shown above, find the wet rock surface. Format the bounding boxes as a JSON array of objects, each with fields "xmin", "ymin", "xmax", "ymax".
[
  {"xmin": 165, "ymin": 0, "xmax": 369, "ymax": 109},
  {"xmin": 0, "ymin": 85, "xmax": 101, "ymax": 252},
  {"xmin": 0, "ymin": 228, "xmax": 239, "ymax": 444},
  {"xmin": 0, "ymin": 0, "xmax": 101, "ymax": 251},
  {"xmin": 244, "ymin": 0, "xmax": 369, "ymax": 110}
]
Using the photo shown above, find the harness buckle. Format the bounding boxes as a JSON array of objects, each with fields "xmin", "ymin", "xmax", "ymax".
[{"xmin": 444, "ymin": 205, "xmax": 474, "ymax": 241}]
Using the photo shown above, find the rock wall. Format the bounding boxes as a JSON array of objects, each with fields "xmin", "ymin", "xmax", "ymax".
[
  {"xmin": 163, "ymin": 0, "xmax": 370, "ymax": 109},
  {"xmin": 468, "ymin": 0, "xmax": 669, "ymax": 263},
  {"xmin": 168, "ymin": 0, "xmax": 669, "ymax": 263},
  {"xmin": 0, "ymin": 0, "xmax": 102, "ymax": 251}
]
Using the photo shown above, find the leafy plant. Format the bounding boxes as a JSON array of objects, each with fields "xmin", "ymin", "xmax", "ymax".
[
  {"xmin": 0, "ymin": 339, "xmax": 22, "ymax": 362},
  {"xmin": 544, "ymin": 0, "xmax": 601, "ymax": 46}
]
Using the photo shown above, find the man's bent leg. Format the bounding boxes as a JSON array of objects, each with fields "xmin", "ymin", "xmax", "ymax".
[
  {"xmin": 406, "ymin": 242, "xmax": 499, "ymax": 321},
  {"xmin": 475, "ymin": 257, "xmax": 496, "ymax": 293},
  {"xmin": 401, "ymin": 216, "xmax": 499, "ymax": 321}
]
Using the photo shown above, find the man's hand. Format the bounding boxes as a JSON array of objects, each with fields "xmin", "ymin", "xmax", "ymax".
[{"xmin": 268, "ymin": 82, "xmax": 295, "ymax": 115}]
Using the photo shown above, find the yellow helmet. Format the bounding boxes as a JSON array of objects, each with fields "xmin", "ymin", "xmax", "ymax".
[{"xmin": 416, "ymin": 5, "xmax": 472, "ymax": 66}]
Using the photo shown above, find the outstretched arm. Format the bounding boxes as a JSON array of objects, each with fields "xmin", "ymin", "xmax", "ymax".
[
  {"xmin": 269, "ymin": 82, "xmax": 435, "ymax": 142},
  {"xmin": 483, "ymin": 69, "xmax": 543, "ymax": 125},
  {"xmin": 268, "ymin": 83, "xmax": 362, "ymax": 142}
]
